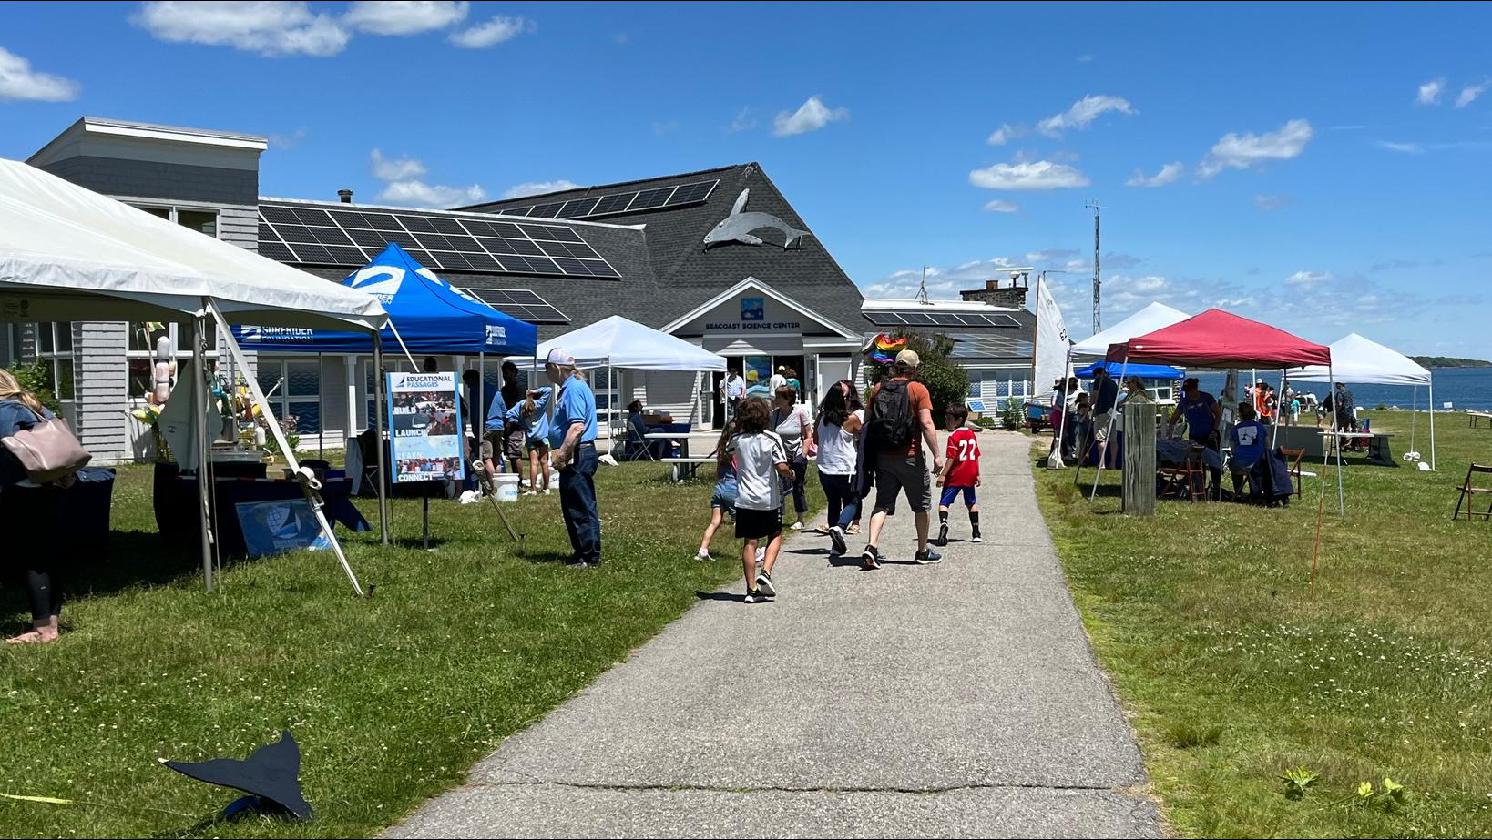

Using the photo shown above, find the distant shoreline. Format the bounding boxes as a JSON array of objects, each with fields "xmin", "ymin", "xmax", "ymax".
[{"xmin": 1411, "ymin": 356, "xmax": 1492, "ymax": 369}]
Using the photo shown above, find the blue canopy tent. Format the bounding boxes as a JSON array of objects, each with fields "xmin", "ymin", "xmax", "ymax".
[
  {"xmin": 1075, "ymin": 360, "xmax": 1184, "ymax": 380},
  {"xmin": 233, "ymin": 243, "xmax": 538, "ymax": 460}
]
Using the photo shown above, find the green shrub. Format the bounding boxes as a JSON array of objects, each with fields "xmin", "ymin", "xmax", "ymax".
[
  {"xmin": 863, "ymin": 329, "xmax": 970, "ymax": 425},
  {"xmin": 4, "ymin": 362, "xmax": 61, "ymax": 414}
]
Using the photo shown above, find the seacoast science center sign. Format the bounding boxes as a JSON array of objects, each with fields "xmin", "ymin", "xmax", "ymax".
[{"xmin": 704, "ymin": 296, "xmax": 802, "ymax": 332}]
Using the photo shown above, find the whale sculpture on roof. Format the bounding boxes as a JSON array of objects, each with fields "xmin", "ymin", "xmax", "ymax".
[{"xmin": 702, "ymin": 188, "xmax": 811, "ymax": 250}]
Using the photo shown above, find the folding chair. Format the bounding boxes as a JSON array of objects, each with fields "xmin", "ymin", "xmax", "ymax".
[
  {"xmin": 1452, "ymin": 464, "xmax": 1492, "ymax": 520},
  {"xmin": 1158, "ymin": 445, "xmax": 1208, "ymax": 502},
  {"xmin": 621, "ymin": 425, "xmax": 657, "ymax": 462},
  {"xmin": 1280, "ymin": 447, "xmax": 1306, "ymax": 499}
]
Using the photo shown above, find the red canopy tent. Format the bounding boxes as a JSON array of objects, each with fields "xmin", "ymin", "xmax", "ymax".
[
  {"xmin": 1093, "ymin": 308, "xmax": 1343, "ymax": 514},
  {"xmin": 1106, "ymin": 309, "xmax": 1331, "ymax": 368}
]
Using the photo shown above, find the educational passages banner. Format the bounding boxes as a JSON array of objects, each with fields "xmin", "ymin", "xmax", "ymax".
[{"xmin": 387, "ymin": 371, "xmax": 465, "ymax": 483}]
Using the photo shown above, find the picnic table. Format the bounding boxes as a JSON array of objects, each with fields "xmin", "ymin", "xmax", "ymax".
[
  {"xmin": 661, "ymin": 456, "xmax": 715, "ymax": 482},
  {"xmin": 1322, "ymin": 430, "xmax": 1395, "ymax": 466},
  {"xmin": 1469, "ymin": 411, "xmax": 1492, "ymax": 428},
  {"xmin": 644, "ymin": 432, "xmax": 690, "ymax": 459}
]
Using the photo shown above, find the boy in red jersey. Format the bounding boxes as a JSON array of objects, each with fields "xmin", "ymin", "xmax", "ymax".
[{"xmin": 934, "ymin": 405, "xmax": 981, "ymax": 547}]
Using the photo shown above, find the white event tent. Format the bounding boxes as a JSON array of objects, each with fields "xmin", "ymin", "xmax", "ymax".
[
  {"xmin": 532, "ymin": 315, "xmax": 726, "ymax": 431},
  {"xmin": 0, "ymin": 158, "xmax": 389, "ymax": 592},
  {"xmin": 1294, "ymin": 332, "xmax": 1436, "ymax": 470},
  {"xmin": 1070, "ymin": 302, "xmax": 1190, "ymax": 359}
]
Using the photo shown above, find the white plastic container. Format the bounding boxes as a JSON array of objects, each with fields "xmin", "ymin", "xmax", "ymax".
[{"xmin": 494, "ymin": 473, "xmax": 521, "ymax": 502}]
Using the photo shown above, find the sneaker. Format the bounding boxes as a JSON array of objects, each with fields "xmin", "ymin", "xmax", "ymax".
[
  {"xmin": 790, "ymin": 521, "xmax": 804, "ymax": 531},
  {"xmin": 744, "ymin": 589, "xmax": 767, "ymax": 604},
  {"xmin": 695, "ymin": 549, "xmax": 712, "ymax": 562},
  {"xmin": 972, "ymin": 533, "xmax": 983, "ymax": 544},
  {"xmin": 544, "ymin": 487, "xmax": 553, "ymax": 495},
  {"xmin": 828, "ymin": 526, "xmax": 848, "ymax": 556},
  {"xmin": 755, "ymin": 571, "xmax": 776, "ymax": 597},
  {"xmin": 861, "ymin": 545, "xmax": 880, "ymax": 570},
  {"xmin": 914, "ymin": 548, "xmax": 943, "ymax": 565},
  {"xmin": 524, "ymin": 489, "xmax": 538, "ymax": 496},
  {"xmin": 935, "ymin": 523, "xmax": 949, "ymax": 547},
  {"xmin": 755, "ymin": 545, "xmax": 766, "ymax": 565}
]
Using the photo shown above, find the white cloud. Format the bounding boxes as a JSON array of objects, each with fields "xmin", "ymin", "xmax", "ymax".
[
  {"xmin": 370, "ymin": 149, "xmax": 426, "ymax": 181},
  {"xmin": 269, "ymin": 127, "xmax": 308, "ymax": 149},
  {"xmin": 773, "ymin": 96, "xmax": 849, "ymax": 137},
  {"xmin": 1036, "ymin": 94, "xmax": 1135, "ymax": 136},
  {"xmin": 1076, "ymin": 54, "xmax": 1095, "ymax": 63},
  {"xmin": 0, "ymin": 46, "xmax": 79, "ymax": 101},
  {"xmin": 613, "ymin": 33, "xmax": 630, "ymax": 45},
  {"xmin": 1376, "ymin": 140, "xmax": 1424, "ymax": 155},
  {"xmin": 1198, "ymin": 118, "xmax": 1313, "ymax": 179},
  {"xmin": 1286, "ymin": 269, "xmax": 1331, "ymax": 288},
  {"xmin": 344, "ymin": 1, "xmax": 467, "ymax": 35},
  {"xmin": 133, "ymin": 1, "xmax": 350, "ymax": 57},
  {"xmin": 369, "ymin": 148, "xmax": 484, "ymax": 207},
  {"xmin": 376, "ymin": 180, "xmax": 485, "ymax": 207},
  {"xmin": 450, "ymin": 15, "xmax": 534, "ymax": 48},
  {"xmin": 986, "ymin": 123, "xmax": 1023, "ymax": 146},
  {"xmin": 1456, "ymin": 81, "xmax": 1489, "ymax": 108},
  {"xmin": 1125, "ymin": 161, "xmax": 1183, "ymax": 188},
  {"xmin": 502, "ymin": 180, "xmax": 581, "ymax": 199},
  {"xmin": 969, "ymin": 160, "xmax": 1090, "ymax": 190},
  {"xmin": 1253, "ymin": 194, "xmax": 1291, "ymax": 211},
  {"xmin": 983, "ymin": 199, "xmax": 1019, "ymax": 213},
  {"xmin": 1417, "ymin": 77, "xmax": 1446, "ymax": 106},
  {"xmin": 729, "ymin": 107, "xmax": 758, "ymax": 133}
]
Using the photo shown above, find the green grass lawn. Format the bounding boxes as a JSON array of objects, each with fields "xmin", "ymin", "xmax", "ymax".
[
  {"xmin": 1034, "ymin": 411, "xmax": 1492, "ymax": 837},
  {"xmin": 0, "ymin": 461, "xmax": 821, "ymax": 838}
]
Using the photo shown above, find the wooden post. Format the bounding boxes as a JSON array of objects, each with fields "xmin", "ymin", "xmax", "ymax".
[{"xmin": 1123, "ymin": 392, "xmax": 1156, "ymax": 516}]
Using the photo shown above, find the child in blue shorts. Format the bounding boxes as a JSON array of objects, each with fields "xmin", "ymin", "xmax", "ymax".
[
  {"xmin": 695, "ymin": 421, "xmax": 739, "ymax": 561},
  {"xmin": 934, "ymin": 405, "xmax": 982, "ymax": 547}
]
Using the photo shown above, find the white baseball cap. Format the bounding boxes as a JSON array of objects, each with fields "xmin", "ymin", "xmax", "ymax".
[{"xmin": 546, "ymin": 348, "xmax": 575, "ymax": 366}]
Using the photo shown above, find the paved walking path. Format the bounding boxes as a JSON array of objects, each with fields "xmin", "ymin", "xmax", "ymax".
[{"xmin": 388, "ymin": 431, "xmax": 1160, "ymax": 838}]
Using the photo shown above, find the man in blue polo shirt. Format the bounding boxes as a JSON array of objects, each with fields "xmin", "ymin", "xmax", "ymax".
[{"xmin": 546, "ymin": 348, "xmax": 601, "ymax": 567}]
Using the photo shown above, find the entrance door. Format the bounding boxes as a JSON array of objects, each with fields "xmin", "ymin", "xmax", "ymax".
[
  {"xmin": 710, "ymin": 371, "xmax": 725, "ymax": 429},
  {"xmin": 775, "ymin": 355, "xmax": 806, "ymax": 401},
  {"xmin": 817, "ymin": 354, "xmax": 852, "ymax": 407}
]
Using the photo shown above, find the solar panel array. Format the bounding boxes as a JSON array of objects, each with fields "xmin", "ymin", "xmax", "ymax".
[
  {"xmin": 258, "ymin": 204, "xmax": 621, "ymax": 279},
  {"xmin": 463, "ymin": 288, "xmax": 569, "ymax": 324},
  {"xmin": 497, "ymin": 179, "xmax": 720, "ymax": 221},
  {"xmin": 864, "ymin": 311, "xmax": 1023, "ymax": 329}
]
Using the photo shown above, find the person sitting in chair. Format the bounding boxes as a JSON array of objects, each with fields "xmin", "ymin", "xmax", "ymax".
[
  {"xmin": 1228, "ymin": 402, "xmax": 1269, "ymax": 499},
  {"xmin": 626, "ymin": 400, "xmax": 664, "ymax": 459}
]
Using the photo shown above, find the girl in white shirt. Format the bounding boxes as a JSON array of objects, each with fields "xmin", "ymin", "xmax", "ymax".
[
  {"xmin": 811, "ymin": 381, "xmax": 864, "ymax": 556},
  {"xmin": 771, "ymin": 386, "xmax": 814, "ymax": 531}
]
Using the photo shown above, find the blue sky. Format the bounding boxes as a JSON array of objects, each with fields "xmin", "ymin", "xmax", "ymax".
[{"xmin": 3, "ymin": 2, "xmax": 1491, "ymax": 355}]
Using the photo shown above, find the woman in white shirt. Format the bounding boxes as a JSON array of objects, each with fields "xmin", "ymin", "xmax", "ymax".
[
  {"xmin": 811, "ymin": 380, "xmax": 864, "ymax": 556},
  {"xmin": 771, "ymin": 386, "xmax": 814, "ymax": 531}
]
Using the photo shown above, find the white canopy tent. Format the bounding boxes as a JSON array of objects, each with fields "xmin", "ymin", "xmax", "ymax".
[
  {"xmin": 1070, "ymin": 302, "xmax": 1190, "ymax": 359},
  {"xmin": 1293, "ymin": 332, "xmax": 1436, "ymax": 470},
  {"xmin": 530, "ymin": 315, "xmax": 727, "ymax": 431},
  {"xmin": 0, "ymin": 158, "xmax": 390, "ymax": 592}
]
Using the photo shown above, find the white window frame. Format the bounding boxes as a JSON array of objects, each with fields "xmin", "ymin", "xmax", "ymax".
[{"xmin": 258, "ymin": 357, "xmax": 324, "ymax": 439}]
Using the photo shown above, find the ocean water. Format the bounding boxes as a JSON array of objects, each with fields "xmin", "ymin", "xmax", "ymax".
[{"xmin": 1190, "ymin": 368, "xmax": 1492, "ymax": 411}]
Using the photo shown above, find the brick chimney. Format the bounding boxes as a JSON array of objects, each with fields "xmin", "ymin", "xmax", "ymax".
[{"xmin": 960, "ymin": 277, "xmax": 1028, "ymax": 308}]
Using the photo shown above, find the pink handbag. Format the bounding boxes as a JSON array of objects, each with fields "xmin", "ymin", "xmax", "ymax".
[{"xmin": 3, "ymin": 416, "xmax": 91, "ymax": 484}]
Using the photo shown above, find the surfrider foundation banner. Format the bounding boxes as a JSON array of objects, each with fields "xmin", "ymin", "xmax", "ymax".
[
  {"xmin": 387, "ymin": 372, "xmax": 465, "ymax": 483},
  {"xmin": 1033, "ymin": 276, "xmax": 1070, "ymax": 396}
]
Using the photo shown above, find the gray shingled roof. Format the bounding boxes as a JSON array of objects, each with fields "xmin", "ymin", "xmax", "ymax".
[
  {"xmin": 464, "ymin": 163, "xmax": 866, "ymax": 338},
  {"xmin": 266, "ymin": 162, "xmax": 865, "ymax": 343}
]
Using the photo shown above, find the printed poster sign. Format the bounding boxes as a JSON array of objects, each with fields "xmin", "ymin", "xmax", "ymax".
[
  {"xmin": 740, "ymin": 296, "xmax": 765, "ymax": 321},
  {"xmin": 387, "ymin": 371, "xmax": 465, "ymax": 483},
  {"xmin": 236, "ymin": 499, "xmax": 330, "ymax": 557}
]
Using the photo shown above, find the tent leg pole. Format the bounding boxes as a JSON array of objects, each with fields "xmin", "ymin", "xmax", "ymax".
[
  {"xmin": 1429, "ymin": 376, "xmax": 1436, "ymax": 471},
  {"xmin": 193, "ymin": 311, "xmax": 213, "ymax": 592},
  {"xmin": 374, "ymin": 333, "xmax": 390, "ymax": 546},
  {"xmin": 1331, "ymin": 360, "xmax": 1344, "ymax": 514},
  {"xmin": 318, "ymin": 352, "xmax": 325, "ymax": 460}
]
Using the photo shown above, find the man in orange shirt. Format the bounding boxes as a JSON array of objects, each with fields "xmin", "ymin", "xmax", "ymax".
[{"xmin": 860, "ymin": 349, "xmax": 946, "ymax": 569}]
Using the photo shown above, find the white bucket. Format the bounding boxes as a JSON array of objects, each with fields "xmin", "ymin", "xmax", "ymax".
[{"xmin": 494, "ymin": 473, "xmax": 520, "ymax": 502}]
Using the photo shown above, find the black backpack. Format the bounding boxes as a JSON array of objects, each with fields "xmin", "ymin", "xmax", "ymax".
[{"xmin": 866, "ymin": 379, "xmax": 917, "ymax": 451}]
